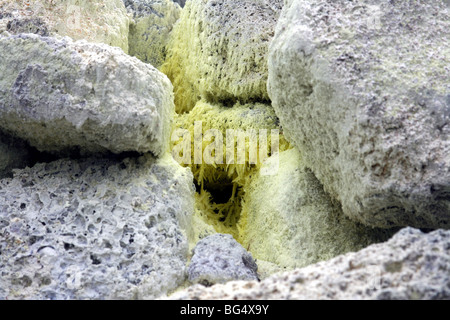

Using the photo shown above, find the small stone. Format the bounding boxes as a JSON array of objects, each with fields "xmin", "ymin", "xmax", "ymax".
[{"xmin": 188, "ymin": 233, "xmax": 259, "ymax": 286}]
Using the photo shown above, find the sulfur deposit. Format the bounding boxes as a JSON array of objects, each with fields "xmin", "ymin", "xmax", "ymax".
[{"xmin": 0, "ymin": 0, "xmax": 449, "ymax": 301}]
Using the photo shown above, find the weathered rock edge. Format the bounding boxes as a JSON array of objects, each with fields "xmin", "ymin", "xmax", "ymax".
[
  {"xmin": 167, "ymin": 227, "xmax": 450, "ymax": 300},
  {"xmin": 0, "ymin": 34, "xmax": 174, "ymax": 156}
]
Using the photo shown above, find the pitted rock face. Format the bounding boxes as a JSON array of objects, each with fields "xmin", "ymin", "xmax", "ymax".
[
  {"xmin": 161, "ymin": 0, "xmax": 284, "ymax": 113},
  {"xmin": 188, "ymin": 233, "xmax": 259, "ymax": 286},
  {"xmin": 0, "ymin": 34, "xmax": 174, "ymax": 156},
  {"xmin": 0, "ymin": 154, "xmax": 194, "ymax": 300},
  {"xmin": 268, "ymin": 0, "xmax": 450, "ymax": 229}
]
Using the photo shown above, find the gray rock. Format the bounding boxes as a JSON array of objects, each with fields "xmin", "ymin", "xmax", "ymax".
[
  {"xmin": 267, "ymin": 0, "xmax": 450, "ymax": 229},
  {"xmin": 0, "ymin": 153, "xmax": 195, "ymax": 300},
  {"xmin": 0, "ymin": 34, "xmax": 174, "ymax": 156},
  {"xmin": 188, "ymin": 233, "xmax": 259, "ymax": 285},
  {"xmin": 168, "ymin": 227, "xmax": 450, "ymax": 300},
  {"xmin": 0, "ymin": 131, "xmax": 37, "ymax": 179},
  {"xmin": 124, "ymin": 0, "xmax": 181, "ymax": 68},
  {"xmin": 0, "ymin": 0, "xmax": 129, "ymax": 53},
  {"xmin": 161, "ymin": 0, "xmax": 284, "ymax": 113}
]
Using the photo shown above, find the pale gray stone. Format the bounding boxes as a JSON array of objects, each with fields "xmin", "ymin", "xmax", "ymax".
[
  {"xmin": 188, "ymin": 233, "xmax": 259, "ymax": 286},
  {"xmin": 267, "ymin": 0, "xmax": 450, "ymax": 229},
  {"xmin": 0, "ymin": 153, "xmax": 195, "ymax": 300}
]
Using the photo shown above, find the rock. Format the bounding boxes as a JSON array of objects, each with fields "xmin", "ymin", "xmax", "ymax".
[
  {"xmin": 167, "ymin": 228, "xmax": 450, "ymax": 300},
  {"xmin": 171, "ymin": 100, "xmax": 290, "ymax": 240},
  {"xmin": 161, "ymin": 0, "xmax": 283, "ymax": 113},
  {"xmin": 172, "ymin": 0, "xmax": 185, "ymax": 7},
  {"xmin": 238, "ymin": 148, "xmax": 396, "ymax": 269},
  {"xmin": 124, "ymin": 0, "xmax": 181, "ymax": 68},
  {"xmin": 0, "ymin": 34, "xmax": 174, "ymax": 156},
  {"xmin": 267, "ymin": 0, "xmax": 450, "ymax": 229},
  {"xmin": 188, "ymin": 233, "xmax": 259, "ymax": 285},
  {"xmin": 0, "ymin": 153, "xmax": 195, "ymax": 300},
  {"xmin": 0, "ymin": 0, "xmax": 129, "ymax": 53}
]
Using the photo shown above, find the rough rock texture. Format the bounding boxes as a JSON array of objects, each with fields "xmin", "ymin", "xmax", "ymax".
[
  {"xmin": 0, "ymin": 0, "xmax": 129, "ymax": 53},
  {"xmin": 238, "ymin": 148, "xmax": 396, "ymax": 269},
  {"xmin": 0, "ymin": 131, "xmax": 36, "ymax": 179},
  {"xmin": 124, "ymin": 0, "xmax": 181, "ymax": 68},
  {"xmin": 0, "ymin": 34, "xmax": 174, "ymax": 156},
  {"xmin": 161, "ymin": 0, "xmax": 284, "ymax": 113},
  {"xmin": 267, "ymin": 0, "xmax": 450, "ymax": 229},
  {"xmin": 188, "ymin": 233, "xmax": 259, "ymax": 285},
  {"xmin": 0, "ymin": 153, "xmax": 195, "ymax": 300},
  {"xmin": 167, "ymin": 228, "xmax": 450, "ymax": 300},
  {"xmin": 172, "ymin": 100, "xmax": 290, "ymax": 240}
]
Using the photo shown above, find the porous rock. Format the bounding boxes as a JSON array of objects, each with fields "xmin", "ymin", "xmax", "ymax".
[
  {"xmin": 124, "ymin": 0, "xmax": 181, "ymax": 68},
  {"xmin": 188, "ymin": 233, "xmax": 259, "ymax": 285},
  {"xmin": 161, "ymin": 0, "xmax": 283, "ymax": 113},
  {"xmin": 267, "ymin": 0, "xmax": 450, "ymax": 229},
  {"xmin": 167, "ymin": 228, "xmax": 450, "ymax": 300},
  {"xmin": 0, "ymin": 153, "xmax": 195, "ymax": 300},
  {"xmin": 239, "ymin": 148, "xmax": 396, "ymax": 269},
  {"xmin": 0, "ymin": 0, "xmax": 129, "ymax": 53},
  {"xmin": 0, "ymin": 34, "xmax": 174, "ymax": 156}
]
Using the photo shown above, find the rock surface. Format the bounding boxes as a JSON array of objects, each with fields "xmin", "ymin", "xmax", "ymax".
[
  {"xmin": 0, "ymin": 0, "xmax": 129, "ymax": 53},
  {"xmin": 239, "ymin": 148, "xmax": 396, "ymax": 269},
  {"xmin": 0, "ymin": 34, "xmax": 174, "ymax": 156},
  {"xmin": 267, "ymin": 0, "xmax": 450, "ymax": 229},
  {"xmin": 172, "ymin": 100, "xmax": 290, "ymax": 240},
  {"xmin": 161, "ymin": 0, "xmax": 283, "ymax": 113},
  {"xmin": 188, "ymin": 233, "xmax": 259, "ymax": 285},
  {"xmin": 124, "ymin": 0, "xmax": 181, "ymax": 68},
  {"xmin": 168, "ymin": 228, "xmax": 450, "ymax": 300},
  {"xmin": 0, "ymin": 153, "xmax": 195, "ymax": 300}
]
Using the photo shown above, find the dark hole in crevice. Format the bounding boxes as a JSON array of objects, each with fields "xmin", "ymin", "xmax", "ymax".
[
  {"xmin": 194, "ymin": 171, "xmax": 245, "ymax": 228},
  {"xmin": 195, "ymin": 176, "xmax": 238, "ymax": 205}
]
